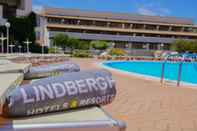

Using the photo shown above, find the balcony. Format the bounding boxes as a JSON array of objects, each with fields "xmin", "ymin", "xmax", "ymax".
[
  {"xmin": 46, "ymin": 17, "xmax": 197, "ymax": 35},
  {"xmin": 46, "ymin": 23, "xmax": 197, "ymax": 38}
]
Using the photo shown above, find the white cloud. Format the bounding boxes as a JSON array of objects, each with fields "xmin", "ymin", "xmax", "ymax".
[
  {"xmin": 159, "ymin": 8, "xmax": 171, "ymax": 15},
  {"xmin": 137, "ymin": 2, "xmax": 171, "ymax": 16},
  {"xmin": 138, "ymin": 8, "xmax": 157, "ymax": 16},
  {"xmin": 33, "ymin": 5, "xmax": 43, "ymax": 13}
]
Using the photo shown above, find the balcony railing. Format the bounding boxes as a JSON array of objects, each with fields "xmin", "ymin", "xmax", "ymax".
[
  {"xmin": 47, "ymin": 23, "xmax": 197, "ymax": 38},
  {"xmin": 46, "ymin": 21, "xmax": 197, "ymax": 34}
]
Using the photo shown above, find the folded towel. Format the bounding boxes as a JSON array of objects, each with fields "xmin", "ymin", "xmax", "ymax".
[
  {"xmin": 24, "ymin": 62, "xmax": 80, "ymax": 79},
  {"xmin": 3, "ymin": 70, "xmax": 116, "ymax": 117}
]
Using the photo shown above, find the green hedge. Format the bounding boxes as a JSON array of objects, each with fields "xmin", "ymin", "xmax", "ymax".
[
  {"xmin": 109, "ymin": 48, "xmax": 127, "ymax": 56},
  {"xmin": 72, "ymin": 50, "xmax": 92, "ymax": 58},
  {"xmin": 171, "ymin": 40, "xmax": 197, "ymax": 53}
]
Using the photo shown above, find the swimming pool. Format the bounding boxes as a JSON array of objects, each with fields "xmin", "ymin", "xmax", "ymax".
[{"xmin": 103, "ymin": 61, "xmax": 197, "ymax": 85}]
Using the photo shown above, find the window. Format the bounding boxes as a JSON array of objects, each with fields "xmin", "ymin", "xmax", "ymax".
[
  {"xmin": 36, "ymin": 31, "xmax": 40, "ymax": 40},
  {"xmin": 3, "ymin": 5, "xmax": 16, "ymax": 18}
]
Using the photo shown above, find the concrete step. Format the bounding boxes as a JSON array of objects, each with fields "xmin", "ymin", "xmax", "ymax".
[{"xmin": 0, "ymin": 61, "xmax": 31, "ymax": 74}]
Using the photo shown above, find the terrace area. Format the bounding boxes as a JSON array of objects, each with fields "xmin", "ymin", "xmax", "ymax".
[{"xmin": 74, "ymin": 58, "xmax": 197, "ymax": 131}]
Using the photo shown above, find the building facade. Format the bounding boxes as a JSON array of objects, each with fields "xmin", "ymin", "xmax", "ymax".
[
  {"xmin": 0, "ymin": 0, "xmax": 32, "ymax": 25},
  {"xmin": 36, "ymin": 7, "xmax": 197, "ymax": 55}
]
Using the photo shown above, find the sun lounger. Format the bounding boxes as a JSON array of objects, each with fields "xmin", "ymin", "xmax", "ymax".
[
  {"xmin": 24, "ymin": 62, "xmax": 80, "ymax": 79},
  {"xmin": 0, "ymin": 62, "xmax": 31, "ymax": 74},
  {"xmin": 3, "ymin": 70, "xmax": 116, "ymax": 117},
  {"xmin": 0, "ymin": 106, "xmax": 126, "ymax": 131},
  {"xmin": 0, "ymin": 73, "xmax": 24, "ymax": 115}
]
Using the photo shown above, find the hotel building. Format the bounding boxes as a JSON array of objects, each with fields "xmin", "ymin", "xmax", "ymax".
[
  {"xmin": 0, "ymin": 0, "xmax": 32, "ymax": 25},
  {"xmin": 36, "ymin": 7, "xmax": 197, "ymax": 55}
]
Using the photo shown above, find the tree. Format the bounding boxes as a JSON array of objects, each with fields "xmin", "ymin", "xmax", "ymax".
[
  {"xmin": 53, "ymin": 34, "xmax": 69, "ymax": 50},
  {"xmin": 8, "ymin": 12, "xmax": 36, "ymax": 44},
  {"xmin": 171, "ymin": 39, "xmax": 197, "ymax": 53},
  {"xmin": 91, "ymin": 40, "xmax": 109, "ymax": 50},
  {"xmin": 0, "ymin": 12, "xmax": 45, "ymax": 53},
  {"xmin": 78, "ymin": 41, "xmax": 90, "ymax": 50},
  {"xmin": 68, "ymin": 37, "xmax": 80, "ymax": 50},
  {"xmin": 6, "ymin": 12, "xmax": 44, "ymax": 53}
]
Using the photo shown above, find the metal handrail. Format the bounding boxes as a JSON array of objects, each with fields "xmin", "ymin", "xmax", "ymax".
[
  {"xmin": 177, "ymin": 62, "xmax": 183, "ymax": 86},
  {"xmin": 160, "ymin": 58, "xmax": 183, "ymax": 87},
  {"xmin": 160, "ymin": 61, "xmax": 166, "ymax": 84}
]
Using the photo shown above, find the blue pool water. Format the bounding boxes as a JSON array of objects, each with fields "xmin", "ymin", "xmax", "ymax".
[{"xmin": 103, "ymin": 61, "xmax": 197, "ymax": 85}]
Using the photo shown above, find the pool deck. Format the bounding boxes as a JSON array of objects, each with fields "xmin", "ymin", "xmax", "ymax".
[{"xmin": 72, "ymin": 58, "xmax": 197, "ymax": 131}]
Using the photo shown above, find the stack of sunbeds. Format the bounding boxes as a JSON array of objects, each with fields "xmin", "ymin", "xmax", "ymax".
[{"xmin": 0, "ymin": 58, "xmax": 126, "ymax": 131}]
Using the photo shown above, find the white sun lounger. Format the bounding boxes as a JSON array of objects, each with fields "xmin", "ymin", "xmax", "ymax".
[
  {"xmin": 0, "ymin": 106, "xmax": 126, "ymax": 131},
  {"xmin": 0, "ymin": 73, "xmax": 24, "ymax": 115},
  {"xmin": 0, "ymin": 62, "xmax": 31, "ymax": 74}
]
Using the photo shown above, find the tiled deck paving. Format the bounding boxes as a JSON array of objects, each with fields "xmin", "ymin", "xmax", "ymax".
[{"xmin": 72, "ymin": 58, "xmax": 197, "ymax": 131}]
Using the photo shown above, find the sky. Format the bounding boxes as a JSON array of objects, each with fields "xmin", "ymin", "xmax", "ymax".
[{"xmin": 32, "ymin": 0, "xmax": 197, "ymax": 23}]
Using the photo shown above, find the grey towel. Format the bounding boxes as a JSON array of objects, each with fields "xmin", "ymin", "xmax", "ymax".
[
  {"xmin": 3, "ymin": 70, "xmax": 116, "ymax": 117},
  {"xmin": 24, "ymin": 62, "xmax": 80, "ymax": 79}
]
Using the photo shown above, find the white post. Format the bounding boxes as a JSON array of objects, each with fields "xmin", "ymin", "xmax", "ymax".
[
  {"xmin": 54, "ymin": 44, "xmax": 57, "ymax": 54},
  {"xmin": 161, "ymin": 43, "xmax": 164, "ymax": 50},
  {"xmin": 129, "ymin": 43, "xmax": 132, "ymax": 56},
  {"xmin": 9, "ymin": 44, "xmax": 15, "ymax": 54},
  {"xmin": 5, "ymin": 22, "xmax": 10, "ymax": 53},
  {"xmin": 0, "ymin": 33, "xmax": 7, "ymax": 53},
  {"xmin": 18, "ymin": 45, "xmax": 22, "ymax": 53},
  {"xmin": 146, "ymin": 43, "xmax": 149, "ymax": 51},
  {"xmin": 42, "ymin": 45, "xmax": 44, "ymax": 55},
  {"xmin": 23, "ymin": 39, "xmax": 32, "ymax": 54}
]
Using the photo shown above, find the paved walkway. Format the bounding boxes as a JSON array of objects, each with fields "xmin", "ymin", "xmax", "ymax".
[{"xmin": 72, "ymin": 58, "xmax": 197, "ymax": 131}]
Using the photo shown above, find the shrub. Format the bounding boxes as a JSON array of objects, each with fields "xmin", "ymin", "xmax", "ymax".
[
  {"xmin": 53, "ymin": 35, "xmax": 91, "ymax": 52},
  {"xmin": 53, "ymin": 34, "xmax": 69, "ymax": 50},
  {"xmin": 68, "ymin": 37, "xmax": 80, "ymax": 50},
  {"xmin": 30, "ymin": 44, "xmax": 48, "ymax": 53},
  {"xmin": 72, "ymin": 50, "xmax": 91, "ymax": 58},
  {"xmin": 109, "ymin": 48, "xmax": 127, "ymax": 56},
  {"xmin": 6, "ymin": 12, "xmax": 38, "ymax": 53},
  {"xmin": 91, "ymin": 40, "xmax": 109, "ymax": 50},
  {"xmin": 48, "ymin": 47, "xmax": 56, "ymax": 53},
  {"xmin": 78, "ymin": 41, "xmax": 91, "ymax": 50},
  {"xmin": 171, "ymin": 39, "xmax": 197, "ymax": 53}
]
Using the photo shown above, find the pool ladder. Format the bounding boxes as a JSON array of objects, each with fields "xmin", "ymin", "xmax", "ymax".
[{"xmin": 160, "ymin": 61, "xmax": 183, "ymax": 87}]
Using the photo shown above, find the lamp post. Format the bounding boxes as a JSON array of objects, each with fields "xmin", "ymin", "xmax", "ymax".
[
  {"xmin": 126, "ymin": 43, "xmax": 132, "ymax": 56},
  {"xmin": 5, "ymin": 22, "xmax": 10, "ymax": 53},
  {"xmin": 111, "ymin": 42, "xmax": 115, "ymax": 48},
  {"xmin": 18, "ymin": 45, "xmax": 22, "ymax": 53},
  {"xmin": 0, "ymin": 33, "xmax": 7, "ymax": 53},
  {"xmin": 42, "ymin": 45, "xmax": 44, "ymax": 55},
  {"xmin": 23, "ymin": 39, "xmax": 32, "ymax": 54},
  {"xmin": 143, "ymin": 44, "xmax": 147, "ymax": 50},
  {"xmin": 126, "ymin": 44, "xmax": 129, "ymax": 56},
  {"xmin": 54, "ymin": 44, "xmax": 57, "ymax": 54},
  {"xmin": 161, "ymin": 43, "xmax": 164, "ymax": 50},
  {"xmin": 9, "ymin": 44, "xmax": 15, "ymax": 54}
]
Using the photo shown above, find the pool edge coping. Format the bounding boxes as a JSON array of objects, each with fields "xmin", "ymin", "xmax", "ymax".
[{"xmin": 99, "ymin": 60, "xmax": 197, "ymax": 87}]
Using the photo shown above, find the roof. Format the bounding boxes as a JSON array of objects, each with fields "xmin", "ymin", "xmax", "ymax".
[
  {"xmin": 49, "ymin": 32, "xmax": 176, "ymax": 44},
  {"xmin": 42, "ymin": 7, "xmax": 194, "ymax": 25}
]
